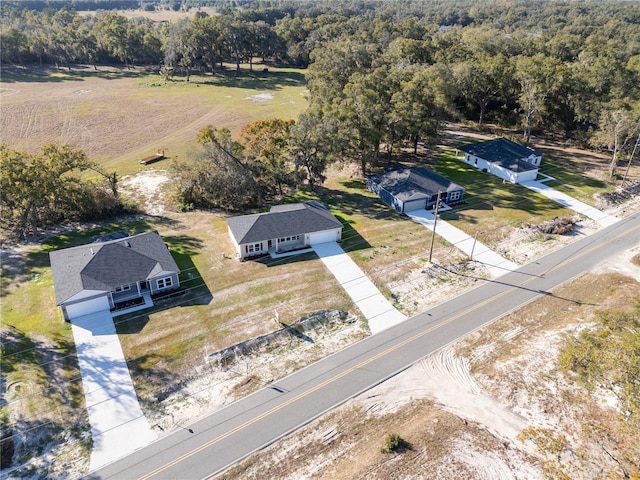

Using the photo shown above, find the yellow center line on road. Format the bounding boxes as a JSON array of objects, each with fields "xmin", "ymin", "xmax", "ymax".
[{"xmin": 138, "ymin": 220, "xmax": 639, "ymax": 480}]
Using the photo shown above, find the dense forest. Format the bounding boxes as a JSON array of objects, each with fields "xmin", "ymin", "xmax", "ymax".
[{"xmin": 1, "ymin": 0, "xmax": 640, "ymax": 221}]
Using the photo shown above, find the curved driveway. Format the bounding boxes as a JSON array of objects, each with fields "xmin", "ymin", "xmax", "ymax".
[{"xmin": 90, "ymin": 212, "xmax": 640, "ymax": 480}]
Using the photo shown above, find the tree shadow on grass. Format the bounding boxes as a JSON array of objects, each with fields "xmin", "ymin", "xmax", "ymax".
[
  {"xmin": 335, "ymin": 214, "xmax": 372, "ymax": 253},
  {"xmin": 124, "ymin": 352, "xmax": 184, "ymax": 404},
  {"xmin": 313, "ymin": 184, "xmax": 397, "ymax": 221},
  {"xmin": 193, "ymin": 68, "xmax": 306, "ymax": 90},
  {"xmin": 1, "ymin": 325, "xmax": 90, "ymax": 473},
  {"xmin": 116, "ymin": 234, "xmax": 212, "ymax": 335},
  {"xmin": 0, "ymin": 65, "xmax": 155, "ymax": 83}
]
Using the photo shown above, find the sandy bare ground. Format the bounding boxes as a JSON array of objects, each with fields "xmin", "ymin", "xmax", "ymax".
[
  {"xmin": 219, "ymin": 253, "xmax": 640, "ymax": 480},
  {"xmin": 112, "ymin": 135, "xmax": 640, "ymax": 479},
  {"xmin": 4, "ymin": 123, "xmax": 639, "ymax": 479}
]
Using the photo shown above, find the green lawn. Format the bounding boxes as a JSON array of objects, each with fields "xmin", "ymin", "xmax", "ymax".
[
  {"xmin": 0, "ymin": 64, "xmax": 309, "ymax": 176},
  {"xmin": 1, "ymin": 90, "xmax": 621, "ymax": 473},
  {"xmin": 431, "ymin": 149, "xmax": 576, "ymax": 245}
]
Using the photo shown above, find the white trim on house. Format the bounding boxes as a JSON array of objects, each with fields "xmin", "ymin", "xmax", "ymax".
[
  {"xmin": 456, "ymin": 138, "xmax": 542, "ymax": 184},
  {"xmin": 227, "ymin": 202, "xmax": 343, "ymax": 260},
  {"xmin": 64, "ymin": 296, "xmax": 110, "ymax": 318}
]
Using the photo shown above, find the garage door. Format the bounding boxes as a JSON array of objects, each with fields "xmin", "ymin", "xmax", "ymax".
[
  {"xmin": 403, "ymin": 198, "xmax": 427, "ymax": 212},
  {"xmin": 65, "ymin": 296, "xmax": 110, "ymax": 319},
  {"xmin": 309, "ymin": 230, "xmax": 337, "ymax": 245}
]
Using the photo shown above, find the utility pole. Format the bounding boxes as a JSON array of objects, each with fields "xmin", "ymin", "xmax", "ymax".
[{"xmin": 428, "ymin": 191, "xmax": 441, "ymax": 263}]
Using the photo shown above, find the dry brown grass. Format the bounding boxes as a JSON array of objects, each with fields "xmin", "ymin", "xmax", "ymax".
[
  {"xmin": 217, "ymin": 269, "xmax": 640, "ymax": 480},
  {"xmin": 0, "ymin": 64, "xmax": 308, "ymax": 173},
  {"xmin": 113, "ymin": 212, "xmax": 354, "ymax": 383}
]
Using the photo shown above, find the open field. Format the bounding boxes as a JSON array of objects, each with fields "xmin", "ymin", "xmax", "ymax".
[
  {"xmin": 2, "ymin": 65, "xmax": 640, "ymax": 477},
  {"xmin": 0, "ymin": 65, "xmax": 308, "ymax": 173},
  {"xmin": 2, "ymin": 153, "xmax": 633, "ymax": 477}
]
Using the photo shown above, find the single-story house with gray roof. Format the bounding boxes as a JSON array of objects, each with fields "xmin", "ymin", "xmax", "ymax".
[
  {"xmin": 226, "ymin": 201, "xmax": 343, "ymax": 259},
  {"xmin": 456, "ymin": 137, "xmax": 541, "ymax": 184},
  {"xmin": 49, "ymin": 231, "xmax": 180, "ymax": 321},
  {"xmin": 366, "ymin": 167, "xmax": 465, "ymax": 214}
]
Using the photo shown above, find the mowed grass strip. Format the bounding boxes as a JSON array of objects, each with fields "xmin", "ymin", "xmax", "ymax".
[{"xmin": 1, "ymin": 247, "xmax": 90, "ymax": 460}]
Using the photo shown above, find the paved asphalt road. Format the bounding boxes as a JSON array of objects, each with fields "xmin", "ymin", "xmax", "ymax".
[{"xmin": 89, "ymin": 212, "xmax": 640, "ymax": 480}]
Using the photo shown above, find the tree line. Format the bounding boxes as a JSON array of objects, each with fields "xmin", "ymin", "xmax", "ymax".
[
  {"xmin": 168, "ymin": 1, "xmax": 640, "ymax": 210},
  {"xmin": 0, "ymin": 145, "xmax": 126, "ymax": 239},
  {"xmin": 2, "ymin": 0, "xmax": 639, "ymax": 216}
]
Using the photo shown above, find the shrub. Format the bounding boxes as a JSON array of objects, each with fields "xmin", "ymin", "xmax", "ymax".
[{"xmin": 385, "ymin": 433, "xmax": 402, "ymax": 452}]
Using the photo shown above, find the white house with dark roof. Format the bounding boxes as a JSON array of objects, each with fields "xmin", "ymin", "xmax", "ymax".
[
  {"xmin": 49, "ymin": 231, "xmax": 180, "ymax": 321},
  {"xmin": 367, "ymin": 167, "xmax": 465, "ymax": 214},
  {"xmin": 226, "ymin": 201, "xmax": 343, "ymax": 259},
  {"xmin": 456, "ymin": 137, "xmax": 542, "ymax": 184}
]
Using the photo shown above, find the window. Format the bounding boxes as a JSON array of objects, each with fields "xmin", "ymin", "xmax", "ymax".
[
  {"xmin": 114, "ymin": 285, "xmax": 131, "ymax": 293},
  {"xmin": 157, "ymin": 277, "xmax": 173, "ymax": 289},
  {"xmin": 449, "ymin": 191, "xmax": 461, "ymax": 201},
  {"xmin": 279, "ymin": 235, "xmax": 300, "ymax": 243},
  {"xmin": 247, "ymin": 243, "xmax": 262, "ymax": 253}
]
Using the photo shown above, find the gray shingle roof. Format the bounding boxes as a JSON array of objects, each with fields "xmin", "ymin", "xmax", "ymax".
[
  {"xmin": 226, "ymin": 201, "xmax": 342, "ymax": 245},
  {"xmin": 369, "ymin": 167, "xmax": 464, "ymax": 201},
  {"xmin": 49, "ymin": 231, "xmax": 179, "ymax": 304},
  {"xmin": 458, "ymin": 138, "xmax": 540, "ymax": 172}
]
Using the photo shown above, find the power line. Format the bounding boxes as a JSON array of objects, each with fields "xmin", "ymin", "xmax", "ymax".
[{"xmin": 3, "ymin": 157, "xmax": 622, "ymax": 410}]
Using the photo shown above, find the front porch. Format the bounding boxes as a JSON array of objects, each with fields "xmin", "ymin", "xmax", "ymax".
[
  {"xmin": 112, "ymin": 292, "xmax": 153, "ymax": 317},
  {"xmin": 270, "ymin": 246, "xmax": 314, "ymax": 259},
  {"xmin": 268, "ymin": 239, "xmax": 311, "ymax": 258}
]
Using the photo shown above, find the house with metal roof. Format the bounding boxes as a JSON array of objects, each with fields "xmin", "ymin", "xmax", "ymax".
[
  {"xmin": 456, "ymin": 137, "xmax": 542, "ymax": 184},
  {"xmin": 367, "ymin": 167, "xmax": 465, "ymax": 214},
  {"xmin": 226, "ymin": 201, "xmax": 343, "ymax": 259},
  {"xmin": 49, "ymin": 231, "xmax": 180, "ymax": 321}
]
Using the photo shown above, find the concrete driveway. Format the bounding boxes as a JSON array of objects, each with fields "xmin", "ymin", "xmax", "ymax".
[
  {"xmin": 71, "ymin": 311, "xmax": 155, "ymax": 470},
  {"xmin": 408, "ymin": 210, "xmax": 518, "ymax": 279},
  {"xmin": 312, "ymin": 242, "xmax": 407, "ymax": 334},
  {"xmin": 521, "ymin": 178, "xmax": 619, "ymax": 227}
]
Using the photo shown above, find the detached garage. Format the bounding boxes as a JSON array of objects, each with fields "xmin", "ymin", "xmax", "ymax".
[{"xmin": 367, "ymin": 167, "xmax": 465, "ymax": 214}]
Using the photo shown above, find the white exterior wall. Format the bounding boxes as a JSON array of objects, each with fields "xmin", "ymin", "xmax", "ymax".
[
  {"xmin": 238, "ymin": 241, "xmax": 267, "ymax": 259},
  {"xmin": 528, "ymin": 154, "xmax": 542, "ymax": 166},
  {"xmin": 464, "ymin": 154, "xmax": 538, "ymax": 184},
  {"xmin": 308, "ymin": 229, "xmax": 341, "ymax": 245},
  {"xmin": 514, "ymin": 169, "xmax": 539, "ymax": 183},
  {"xmin": 228, "ymin": 225, "xmax": 242, "ymax": 257}
]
